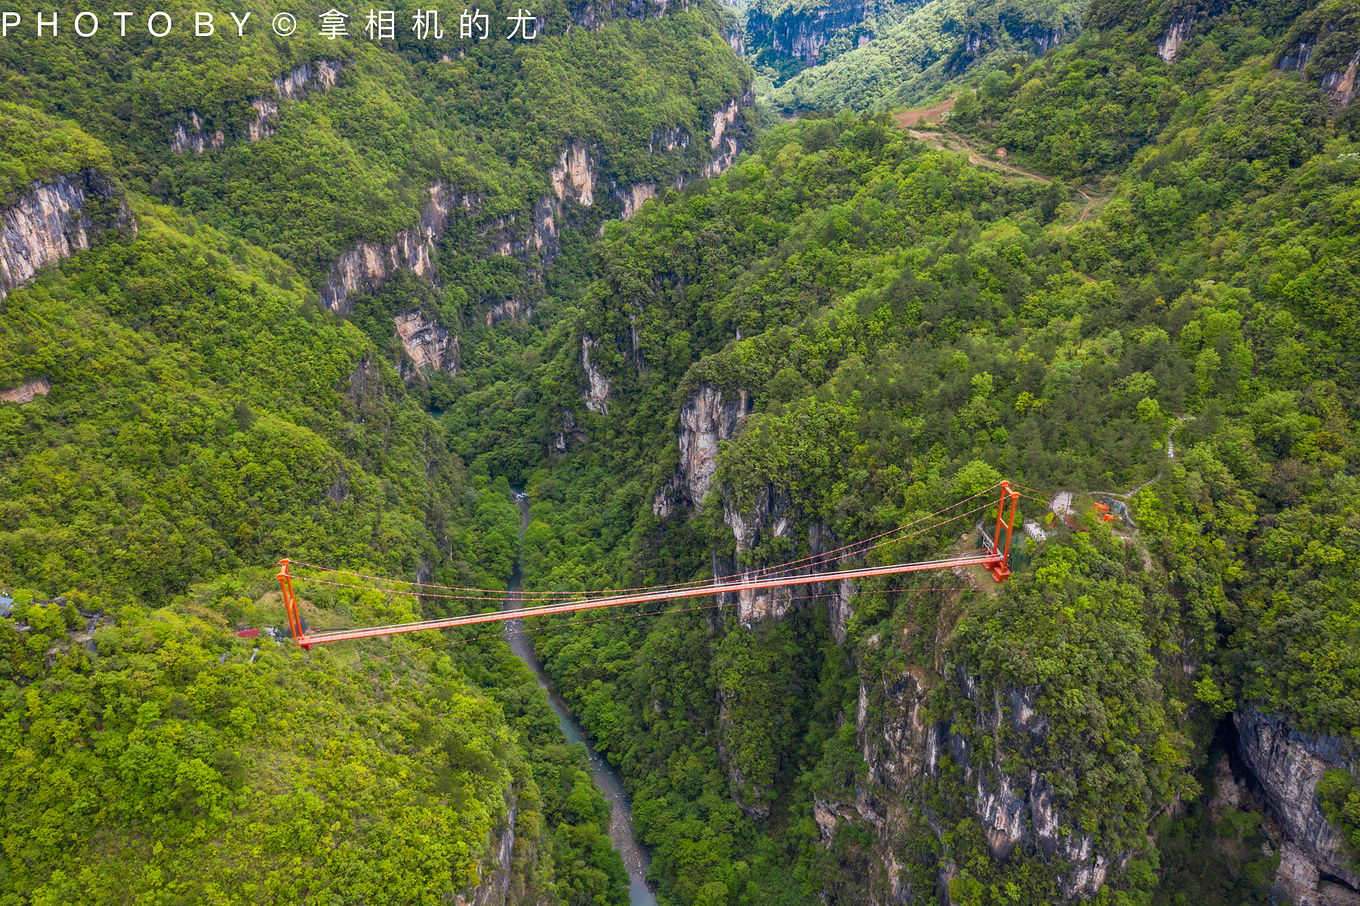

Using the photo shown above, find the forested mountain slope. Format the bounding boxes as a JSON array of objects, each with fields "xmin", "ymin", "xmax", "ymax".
[
  {"xmin": 0, "ymin": 0, "xmax": 752, "ymax": 901},
  {"xmin": 418, "ymin": 0, "xmax": 1360, "ymax": 901},
  {"xmin": 762, "ymin": 0, "xmax": 1087, "ymax": 112},
  {"xmin": 3, "ymin": 0, "xmax": 1359, "ymax": 901}
]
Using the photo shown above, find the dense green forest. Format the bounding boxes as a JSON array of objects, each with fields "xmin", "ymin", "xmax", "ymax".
[
  {"xmin": 0, "ymin": 0, "xmax": 748, "ymax": 900},
  {"xmin": 3, "ymin": 0, "xmax": 1360, "ymax": 900}
]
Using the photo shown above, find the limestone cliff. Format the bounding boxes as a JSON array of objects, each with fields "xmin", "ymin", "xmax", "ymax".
[
  {"xmin": 581, "ymin": 336, "xmax": 611, "ymax": 414},
  {"xmin": 1279, "ymin": 42, "xmax": 1360, "ymax": 110},
  {"xmin": 618, "ymin": 183, "xmax": 657, "ymax": 220},
  {"xmin": 816, "ymin": 663, "xmax": 1124, "ymax": 902},
  {"xmin": 393, "ymin": 310, "xmax": 460, "ymax": 382},
  {"xmin": 1157, "ymin": 15, "xmax": 1194, "ymax": 63},
  {"xmin": 1235, "ymin": 708, "xmax": 1360, "ymax": 905},
  {"xmin": 320, "ymin": 183, "xmax": 462, "ymax": 313},
  {"xmin": 652, "ymin": 385, "xmax": 754, "ymax": 517},
  {"xmin": 171, "ymin": 111, "xmax": 226, "ymax": 154},
  {"xmin": 457, "ymin": 787, "xmax": 555, "ymax": 906},
  {"xmin": 703, "ymin": 90, "xmax": 754, "ymax": 179},
  {"xmin": 1, "ymin": 170, "xmax": 136, "ymax": 301},
  {"xmin": 174, "ymin": 60, "xmax": 343, "ymax": 151},
  {"xmin": 0, "ymin": 377, "xmax": 50, "ymax": 405},
  {"xmin": 745, "ymin": 0, "xmax": 867, "ymax": 65}
]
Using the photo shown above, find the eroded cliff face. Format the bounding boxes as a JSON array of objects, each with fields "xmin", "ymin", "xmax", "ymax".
[
  {"xmin": 1157, "ymin": 16, "xmax": 1194, "ymax": 63},
  {"xmin": 320, "ymin": 183, "xmax": 462, "ymax": 313},
  {"xmin": 704, "ymin": 90, "xmax": 754, "ymax": 178},
  {"xmin": 1, "ymin": 170, "xmax": 136, "ymax": 301},
  {"xmin": 567, "ymin": 0, "xmax": 686, "ymax": 32},
  {"xmin": 1280, "ymin": 44, "xmax": 1360, "ymax": 109},
  {"xmin": 652, "ymin": 385, "xmax": 753, "ymax": 517},
  {"xmin": 171, "ymin": 112, "xmax": 226, "ymax": 154},
  {"xmin": 618, "ymin": 182, "xmax": 657, "ymax": 220},
  {"xmin": 456, "ymin": 792, "xmax": 555, "ymax": 906},
  {"xmin": 746, "ymin": 0, "xmax": 867, "ymax": 65},
  {"xmin": 319, "ymin": 82, "xmax": 749, "ymax": 317},
  {"xmin": 175, "ymin": 59, "xmax": 343, "ymax": 151},
  {"xmin": 394, "ymin": 310, "xmax": 460, "ymax": 382},
  {"xmin": 581, "ymin": 336, "xmax": 611, "ymax": 414},
  {"xmin": 816, "ymin": 664, "xmax": 1121, "ymax": 902},
  {"xmin": 552, "ymin": 142, "xmax": 597, "ymax": 208},
  {"xmin": 1235, "ymin": 709, "xmax": 1360, "ymax": 905},
  {"xmin": 1321, "ymin": 50, "xmax": 1360, "ymax": 108},
  {"xmin": 0, "ymin": 377, "xmax": 51, "ymax": 405}
]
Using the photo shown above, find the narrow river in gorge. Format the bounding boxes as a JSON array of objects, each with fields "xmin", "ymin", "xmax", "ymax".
[{"xmin": 503, "ymin": 490, "xmax": 657, "ymax": 906}]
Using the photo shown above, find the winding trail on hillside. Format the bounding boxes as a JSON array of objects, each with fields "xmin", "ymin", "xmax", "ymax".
[
  {"xmin": 896, "ymin": 100, "xmax": 1096, "ymax": 225},
  {"xmin": 502, "ymin": 491, "xmax": 658, "ymax": 906}
]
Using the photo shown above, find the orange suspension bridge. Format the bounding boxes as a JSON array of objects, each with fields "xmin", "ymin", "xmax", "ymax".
[{"xmin": 276, "ymin": 481, "xmax": 1051, "ymax": 651}]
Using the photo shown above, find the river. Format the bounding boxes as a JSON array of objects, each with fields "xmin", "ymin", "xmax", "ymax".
[{"xmin": 503, "ymin": 491, "xmax": 657, "ymax": 906}]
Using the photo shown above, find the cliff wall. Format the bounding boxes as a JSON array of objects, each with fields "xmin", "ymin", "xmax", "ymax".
[{"xmin": 0, "ymin": 170, "xmax": 135, "ymax": 301}]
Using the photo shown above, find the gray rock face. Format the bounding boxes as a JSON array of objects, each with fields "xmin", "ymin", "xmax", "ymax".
[
  {"xmin": 320, "ymin": 182, "xmax": 462, "ymax": 313},
  {"xmin": 1, "ymin": 170, "xmax": 135, "ymax": 301},
  {"xmin": 821, "ymin": 661, "xmax": 1118, "ymax": 901},
  {"xmin": 617, "ymin": 182, "xmax": 657, "ymax": 220},
  {"xmin": 703, "ymin": 90, "xmax": 753, "ymax": 178},
  {"xmin": 1320, "ymin": 50, "xmax": 1360, "ymax": 109},
  {"xmin": 171, "ymin": 111, "xmax": 226, "ymax": 154},
  {"xmin": 746, "ymin": 0, "xmax": 866, "ymax": 65},
  {"xmin": 176, "ymin": 59, "xmax": 343, "ymax": 151},
  {"xmin": 552, "ymin": 409, "xmax": 588, "ymax": 453},
  {"xmin": 1279, "ymin": 40, "xmax": 1315, "ymax": 72},
  {"xmin": 581, "ymin": 336, "xmax": 611, "ymax": 414},
  {"xmin": 1235, "ymin": 708, "xmax": 1360, "ymax": 903},
  {"xmin": 393, "ymin": 310, "xmax": 460, "ymax": 381},
  {"xmin": 719, "ymin": 486, "xmax": 802, "ymax": 626},
  {"xmin": 1021, "ymin": 25, "xmax": 1064, "ymax": 54},
  {"xmin": 1157, "ymin": 16, "xmax": 1194, "ymax": 63},
  {"xmin": 485, "ymin": 299, "xmax": 533, "ymax": 327},
  {"xmin": 652, "ymin": 385, "xmax": 753, "ymax": 517}
]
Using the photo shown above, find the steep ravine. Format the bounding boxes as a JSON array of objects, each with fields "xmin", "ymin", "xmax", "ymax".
[{"xmin": 502, "ymin": 490, "xmax": 658, "ymax": 906}]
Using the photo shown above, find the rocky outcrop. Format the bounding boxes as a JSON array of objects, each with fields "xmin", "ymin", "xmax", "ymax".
[
  {"xmin": 821, "ymin": 665, "xmax": 1120, "ymax": 901},
  {"xmin": 1021, "ymin": 24, "xmax": 1064, "ymax": 54},
  {"xmin": 650, "ymin": 127, "xmax": 690, "ymax": 154},
  {"xmin": 1321, "ymin": 50, "xmax": 1360, "ymax": 109},
  {"xmin": 719, "ymin": 486, "xmax": 802, "ymax": 626},
  {"xmin": 618, "ymin": 182, "xmax": 657, "ymax": 219},
  {"xmin": 320, "ymin": 183, "xmax": 461, "ymax": 313},
  {"xmin": 275, "ymin": 59, "xmax": 342, "ymax": 98},
  {"xmin": 581, "ymin": 336, "xmax": 611, "ymax": 414},
  {"xmin": 703, "ymin": 91, "xmax": 752, "ymax": 179},
  {"xmin": 458, "ymin": 805, "xmax": 518, "ymax": 906},
  {"xmin": 746, "ymin": 0, "xmax": 866, "ymax": 65},
  {"xmin": 394, "ymin": 310, "xmax": 460, "ymax": 381},
  {"xmin": 652, "ymin": 385, "xmax": 752, "ymax": 517},
  {"xmin": 1, "ymin": 170, "xmax": 135, "ymax": 301},
  {"xmin": 567, "ymin": 0, "xmax": 685, "ymax": 31},
  {"xmin": 0, "ymin": 377, "xmax": 50, "ymax": 405},
  {"xmin": 552, "ymin": 409, "xmax": 588, "ymax": 453},
  {"xmin": 176, "ymin": 60, "xmax": 342, "ymax": 150},
  {"xmin": 1280, "ymin": 40, "xmax": 1315, "ymax": 72},
  {"xmin": 725, "ymin": 22, "xmax": 745, "ymax": 56},
  {"xmin": 485, "ymin": 299, "xmax": 533, "ymax": 327},
  {"xmin": 963, "ymin": 27, "xmax": 994, "ymax": 56},
  {"xmin": 1286, "ymin": 43, "xmax": 1360, "ymax": 110},
  {"xmin": 1157, "ymin": 16, "xmax": 1194, "ymax": 63},
  {"xmin": 456, "ymin": 795, "xmax": 555, "ymax": 906},
  {"xmin": 171, "ymin": 112, "xmax": 225, "ymax": 154},
  {"xmin": 551, "ymin": 142, "xmax": 597, "ymax": 208},
  {"xmin": 1235, "ymin": 708, "xmax": 1360, "ymax": 904}
]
